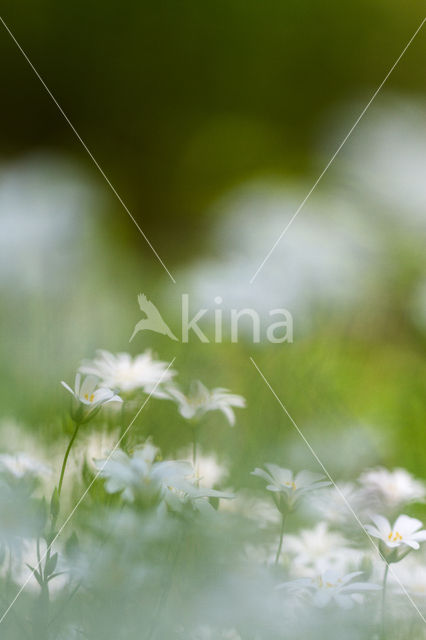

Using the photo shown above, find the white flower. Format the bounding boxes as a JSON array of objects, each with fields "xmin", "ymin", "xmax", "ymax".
[
  {"xmin": 179, "ymin": 449, "xmax": 227, "ymax": 488},
  {"xmin": 95, "ymin": 442, "xmax": 234, "ymax": 511},
  {"xmin": 365, "ymin": 514, "xmax": 426, "ymax": 551},
  {"xmin": 389, "ymin": 556, "xmax": 426, "ymax": 598},
  {"xmin": 278, "ymin": 570, "xmax": 381, "ymax": 609},
  {"xmin": 0, "ymin": 453, "xmax": 51, "ymax": 479},
  {"xmin": 79, "ymin": 350, "xmax": 175, "ymax": 395},
  {"xmin": 251, "ymin": 465, "xmax": 330, "ymax": 510},
  {"xmin": 306, "ymin": 482, "xmax": 367, "ymax": 525},
  {"xmin": 167, "ymin": 381, "xmax": 245, "ymax": 426},
  {"xmin": 358, "ymin": 467, "xmax": 426, "ymax": 510},
  {"xmin": 61, "ymin": 373, "xmax": 122, "ymax": 421},
  {"xmin": 220, "ymin": 491, "xmax": 280, "ymax": 527},
  {"xmin": 82, "ymin": 429, "xmax": 121, "ymax": 469},
  {"xmin": 285, "ymin": 522, "xmax": 362, "ymax": 575},
  {"xmin": 94, "ymin": 442, "xmax": 161, "ymax": 502}
]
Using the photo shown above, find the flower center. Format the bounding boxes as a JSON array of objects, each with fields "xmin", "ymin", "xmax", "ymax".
[
  {"xmin": 388, "ymin": 530, "xmax": 402, "ymax": 542},
  {"xmin": 84, "ymin": 393, "xmax": 95, "ymax": 403},
  {"xmin": 317, "ymin": 577, "xmax": 336, "ymax": 589},
  {"xmin": 284, "ymin": 481, "xmax": 296, "ymax": 490}
]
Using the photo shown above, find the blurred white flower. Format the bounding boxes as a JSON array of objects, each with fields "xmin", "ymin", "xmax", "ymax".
[
  {"xmin": 167, "ymin": 381, "xmax": 245, "ymax": 426},
  {"xmin": 0, "ymin": 453, "xmax": 51, "ymax": 479},
  {"xmin": 285, "ymin": 522, "xmax": 362, "ymax": 576},
  {"xmin": 94, "ymin": 442, "xmax": 161, "ymax": 502},
  {"xmin": 336, "ymin": 98, "xmax": 426, "ymax": 227},
  {"xmin": 220, "ymin": 491, "xmax": 280, "ymax": 527},
  {"xmin": 278, "ymin": 570, "xmax": 380, "ymax": 609},
  {"xmin": 365, "ymin": 514, "xmax": 426, "ymax": 551},
  {"xmin": 82, "ymin": 429, "xmax": 121, "ymax": 469},
  {"xmin": 0, "ymin": 154, "xmax": 99, "ymax": 293},
  {"xmin": 358, "ymin": 467, "xmax": 426, "ymax": 510},
  {"xmin": 61, "ymin": 373, "xmax": 122, "ymax": 421},
  {"xmin": 175, "ymin": 181, "xmax": 377, "ymax": 329},
  {"xmin": 95, "ymin": 442, "xmax": 234, "ymax": 511},
  {"xmin": 389, "ymin": 555, "xmax": 426, "ymax": 598},
  {"xmin": 251, "ymin": 465, "xmax": 330, "ymax": 510},
  {"xmin": 178, "ymin": 481, "xmax": 235, "ymax": 514},
  {"xmin": 179, "ymin": 449, "xmax": 228, "ymax": 488},
  {"xmin": 80, "ymin": 350, "xmax": 176, "ymax": 395},
  {"xmin": 306, "ymin": 483, "xmax": 366, "ymax": 526}
]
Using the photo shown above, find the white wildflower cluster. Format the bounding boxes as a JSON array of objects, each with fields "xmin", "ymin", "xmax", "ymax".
[
  {"xmin": 167, "ymin": 380, "xmax": 246, "ymax": 426},
  {"xmin": 63, "ymin": 349, "xmax": 245, "ymax": 427},
  {"xmin": 0, "ymin": 452, "xmax": 51, "ymax": 480},
  {"xmin": 94, "ymin": 440, "xmax": 234, "ymax": 513},
  {"xmin": 79, "ymin": 349, "xmax": 176, "ymax": 396},
  {"xmin": 248, "ymin": 459, "xmax": 426, "ymax": 623},
  {"xmin": 0, "ymin": 346, "xmax": 425, "ymax": 640},
  {"xmin": 251, "ymin": 465, "xmax": 331, "ymax": 512}
]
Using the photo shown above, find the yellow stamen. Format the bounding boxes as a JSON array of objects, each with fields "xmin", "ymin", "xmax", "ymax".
[{"xmin": 388, "ymin": 531, "xmax": 402, "ymax": 542}]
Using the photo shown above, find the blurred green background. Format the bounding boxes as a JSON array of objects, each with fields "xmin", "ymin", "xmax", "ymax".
[{"xmin": 0, "ymin": 1, "xmax": 425, "ymax": 491}]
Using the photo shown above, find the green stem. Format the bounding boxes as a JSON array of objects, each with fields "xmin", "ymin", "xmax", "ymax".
[
  {"xmin": 38, "ymin": 581, "xmax": 49, "ymax": 640},
  {"xmin": 36, "ymin": 537, "xmax": 42, "ymax": 577},
  {"xmin": 380, "ymin": 563, "xmax": 389, "ymax": 639},
  {"xmin": 58, "ymin": 421, "xmax": 80, "ymax": 497},
  {"xmin": 32, "ymin": 421, "xmax": 80, "ymax": 639},
  {"xmin": 274, "ymin": 512, "xmax": 286, "ymax": 565}
]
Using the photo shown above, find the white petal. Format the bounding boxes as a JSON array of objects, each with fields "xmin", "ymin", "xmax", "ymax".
[
  {"xmin": 265, "ymin": 464, "xmax": 292, "ymax": 485},
  {"xmin": 364, "ymin": 524, "xmax": 381, "ymax": 539},
  {"xmin": 74, "ymin": 372, "xmax": 81, "ymax": 396},
  {"xmin": 220, "ymin": 405, "xmax": 236, "ymax": 426},
  {"xmin": 338, "ymin": 571, "xmax": 363, "ymax": 585},
  {"xmin": 403, "ymin": 539, "xmax": 420, "ymax": 550},
  {"xmin": 61, "ymin": 381, "xmax": 75, "ymax": 396},
  {"xmin": 342, "ymin": 582, "xmax": 381, "ymax": 592},
  {"xmin": 251, "ymin": 468, "xmax": 274, "ymax": 484},
  {"xmin": 369, "ymin": 514, "xmax": 391, "ymax": 536},
  {"xmin": 295, "ymin": 470, "xmax": 326, "ymax": 488},
  {"xmin": 393, "ymin": 515, "xmax": 423, "ymax": 536},
  {"xmin": 104, "ymin": 393, "xmax": 123, "ymax": 405},
  {"xmin": 411, "ymin": 530, "xmax": 426, "ymax": 542},
  {"xmin": 80, "ymin": 375, "xmax": 99, "ymax": 399},
  {"xmin": 180, "ymin": 405, "xmax": 197, "ymax": 420},
  {"xmin": 266, "ymin": 484, "xmax": 281, "ymax": 492}
]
